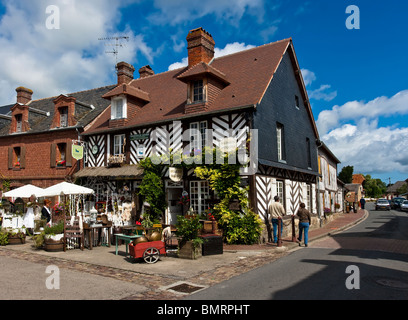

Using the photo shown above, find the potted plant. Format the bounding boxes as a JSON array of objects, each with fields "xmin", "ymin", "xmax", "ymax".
[
  {"xmin": 176, "ymin": 215, "xmax": 203, "ymax": 260},
  {"xmin": 43, "ymin": 221, "xmax": 64, "ymax": 251},
  {"xmin": 7, "ymin": 228, "xmax": 26, "ymax": 244}
]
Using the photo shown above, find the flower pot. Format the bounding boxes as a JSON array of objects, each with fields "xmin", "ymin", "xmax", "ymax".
[
  {"xmin": 8, "ymin": 234, "xmax": 26, "ymax": 245},
  {"xmin": 178, "ymin": 240, "xmax": 202, "ymax": 260},
  {"xmin": 44, "ymin": 237, "xmax": 64, "ymax": 252}
]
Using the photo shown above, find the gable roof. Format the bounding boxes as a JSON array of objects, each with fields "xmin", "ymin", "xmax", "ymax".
[
  {"xmin": 0, "ymin": 85, "xmax": 115, "ymax": 137},
  {"xmin": 84, "ymin": 38, "xmax": 316, "ymax": 136}
]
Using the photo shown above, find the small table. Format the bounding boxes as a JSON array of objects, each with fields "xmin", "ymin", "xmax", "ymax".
[
  {"xmin": 114, "ymin": 234, "xmax": 142, "ymax": 256},
  {"xmin": 83, "ymin": 225, "xmax": 111, "ymax": 250}
]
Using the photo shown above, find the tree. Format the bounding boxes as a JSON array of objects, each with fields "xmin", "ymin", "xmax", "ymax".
[
  {"xmin": 338, "ymin": 165, "xmax": 354, "ymax": 183},
  {"xmin": 363, "ymin": 175, "xmax": 387, "ymax": 198}
]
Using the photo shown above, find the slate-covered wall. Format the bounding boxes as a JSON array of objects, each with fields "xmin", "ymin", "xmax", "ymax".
[{"xmin": 253, "ymin": 51, "xmax": 318, "ymax": 173}]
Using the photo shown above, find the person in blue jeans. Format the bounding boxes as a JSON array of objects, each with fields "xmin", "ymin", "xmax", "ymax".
[
  {"xmin": 296, "ymin": 203, "xmax": 311, "ymax": 247},
  {"xmin": 268, "ymin": 196, "xmax": 286, "ymax": 244}
]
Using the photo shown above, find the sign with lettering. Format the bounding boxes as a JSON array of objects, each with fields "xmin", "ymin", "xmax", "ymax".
[{"xmin": 130, "ymin": 133, "xmax": 150, "ymax": 141}]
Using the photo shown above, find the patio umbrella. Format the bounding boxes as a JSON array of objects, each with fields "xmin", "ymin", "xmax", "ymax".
[
  {"xmin": 37, "ymin": 181, "xmax": 94, "ymax": 197},
  {"xmin": 3, "ymin": 184, "xmax": 44, "ymax": 198}
]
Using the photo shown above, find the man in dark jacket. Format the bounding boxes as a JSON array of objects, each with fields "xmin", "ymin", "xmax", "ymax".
[{"xmin": 296, "ymin": 203, "xmax": 311, "ymax": 247}]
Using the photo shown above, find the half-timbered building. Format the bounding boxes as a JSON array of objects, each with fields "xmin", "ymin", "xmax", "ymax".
[{"xmin": 76, "ymin": 27, "xmax": 322, "ymax": 225}]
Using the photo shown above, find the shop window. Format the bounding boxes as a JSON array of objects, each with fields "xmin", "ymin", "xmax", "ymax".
[{"xmin": 189, "ymin": 180, "xmax": 209, "ymax": 215}]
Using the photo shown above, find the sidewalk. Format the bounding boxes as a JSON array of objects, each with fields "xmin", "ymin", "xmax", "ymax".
[{"xmin": 0, "ymin": 210, "xmax": 367, "ymax": 299}]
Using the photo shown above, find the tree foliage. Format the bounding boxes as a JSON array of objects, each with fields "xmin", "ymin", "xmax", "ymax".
[
  {"xmin": 338, "ymin": 165, "xmax": 354, "ymax": 183},
  {"xmin": 363, "ymin": 174, "xmax": 387, "ymax": 198}
]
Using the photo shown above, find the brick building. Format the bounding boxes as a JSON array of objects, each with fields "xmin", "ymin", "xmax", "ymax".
[{"xmin": 0, "ymin": 85, "xmax": 114, "ymax": 192}]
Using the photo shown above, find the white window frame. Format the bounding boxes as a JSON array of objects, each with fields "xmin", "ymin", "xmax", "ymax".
[
  {"xmin": 189, "ymin": 120, "xmax": 207, "ymax": 152},
  {"xmin": 113, "ymin": 134, "xmax": 125, "ymax": 155},
  {"xmin": 111, "ymin": 96, "xmax": 127, "ymax": 120},
  {"xmin": 277, "ymin": 124, "xmax": 283, "ymax": 161},
  {"xmin": 276, "ymin": 180, "xmax": 284, "ymax": 201},
  {"xmin": 189, "ymin": 180, "xmax": 209, "ymax": 215},
  {"xmin": 15, "ymin": 114, "xmax": 22, "ymax": 133},
  {"xmin": 60, "ymin": 107, "xmax": 68, "ymax": 127}
]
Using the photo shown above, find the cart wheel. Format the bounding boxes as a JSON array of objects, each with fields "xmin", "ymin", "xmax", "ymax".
[{"xmin": 143, "ymin": 247, "xmax": 160, "ymax": 264}]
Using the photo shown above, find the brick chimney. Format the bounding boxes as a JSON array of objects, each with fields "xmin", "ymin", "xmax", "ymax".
[
  {"xmin": 186, "ymin": 27, "xmax": 215, "ymax": 68},
  {"xmin": 116, "ymin": 61, "xmax": 135, "ymax": 85},
  {"xmin": 16, "ymin": 87, "xmax": 33, "ymax": 104},
  {"xmin": 139, "ymin": 65, "xmax": 154, "ymax": 78}
]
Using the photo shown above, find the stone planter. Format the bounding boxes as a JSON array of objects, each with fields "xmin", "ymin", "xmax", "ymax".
[{"xmin": 178, "ymin": 240, "xmax": 202, "ymax": 260}]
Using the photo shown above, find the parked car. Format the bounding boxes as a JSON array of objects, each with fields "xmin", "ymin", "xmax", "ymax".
[
  {"xmin": 375, "ymin": 199, "xmax": 391, "ymax": 211},
  {"xmin": 400, "ymin": 200, "xmax": 408, "ymax": 212},
  {"xmin": 390, "ymin": 197, "xmax": 406, "ymax": 210}
]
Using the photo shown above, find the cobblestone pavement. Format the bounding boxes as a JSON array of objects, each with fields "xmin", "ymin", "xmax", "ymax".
[{"xmin": 0, "ymin": 210, "xmax": 367, "ymax": 300}]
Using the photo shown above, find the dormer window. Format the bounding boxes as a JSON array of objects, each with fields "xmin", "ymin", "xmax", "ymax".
[
  {"xmin": 59, "ymin": 107, "xmax": 68, "ymax": 127},
  {"xmin": 193, "ymin": 80, "xmax": 204, "ymax": 102},
  {"xmin": 111, "ymin": 96, "xmax": 127, "ymax": 120},
  {"xmin": 15, "ymin": 114, "xmax": 22, "ymax": 133}
]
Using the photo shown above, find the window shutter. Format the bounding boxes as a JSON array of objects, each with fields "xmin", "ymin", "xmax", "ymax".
[
  {"xmin": 66, "ymin": 140, "xmax": 73, "ymax": 167},
  {"xmin": 8, "ymin": 147, "xmax": 13, "ymax": 169},
  {"xmin": 50, "ymin": 143, "xmax": 56, "ymax": 168},
  {"xmin": 20, "ymin": 146, "xmax": 26, "ymax": 169}
]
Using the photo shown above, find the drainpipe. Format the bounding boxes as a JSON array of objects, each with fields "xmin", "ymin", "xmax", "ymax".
[{"xmin": 316, "ymin": 139, "xmax": 323, "ymax": 227}]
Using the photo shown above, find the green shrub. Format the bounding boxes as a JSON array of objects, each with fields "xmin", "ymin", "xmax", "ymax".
[
  {"xmin": 44, "ymin": 221, "xmax": 64, "ymax": 235},
  {"xmin": 0, "ymin": 229, "xmax": 8, "ymax": 246}
]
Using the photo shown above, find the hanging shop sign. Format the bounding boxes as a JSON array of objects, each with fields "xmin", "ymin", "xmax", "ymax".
[
  {"xmin": 72, "ymin": 144, "xmax": 84, "ymax": 160},
  {"xmin": 130, "ymin": 133, "xmax": 150, "ymax": 141},
  {"xmin": 169, "ymin": 167, "xmax": 183, "ymax": 182}
]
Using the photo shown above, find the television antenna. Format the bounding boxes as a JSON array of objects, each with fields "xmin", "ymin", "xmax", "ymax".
[{"xmin": 98, "ymin": 35, "xmax": 130, "ymax": 68}]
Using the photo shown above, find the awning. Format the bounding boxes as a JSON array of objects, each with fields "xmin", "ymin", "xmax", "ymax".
[{"xmin": 74, "ymin": 165, "xmax": 144, "ymax": 179}]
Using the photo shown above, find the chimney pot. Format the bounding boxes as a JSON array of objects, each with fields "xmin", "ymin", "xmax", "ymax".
[
  {"xmin": 139, "ymin": 65, "xmax": 154, "ymax": 78},
  {"xmin": 116, "ymin": 61, "xmax": 135, "ymax": 85},
  {"xmin": 186, "ymin": 27, "xmax": 215, "ymax": 68},
  {"xmin": 16, "ymin": 87, "xmax": 33, "ymax": 105}
]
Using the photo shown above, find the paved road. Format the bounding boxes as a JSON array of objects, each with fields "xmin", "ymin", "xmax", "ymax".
[{"xmin": 185, "ymin": 202, "xmax": 408, "ymax": 300}]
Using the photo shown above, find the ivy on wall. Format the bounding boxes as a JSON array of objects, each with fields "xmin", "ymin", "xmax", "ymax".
[{"xmin": 139, "ymin": 148, "xmax": 263, "ymax": 245}]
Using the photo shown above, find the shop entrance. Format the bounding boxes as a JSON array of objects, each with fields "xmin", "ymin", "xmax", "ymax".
[{"xmin": 166, "ymin": 181, "xmax": 183, "ymax": 225}]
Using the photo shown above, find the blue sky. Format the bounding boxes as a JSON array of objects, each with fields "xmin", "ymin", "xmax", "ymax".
[{"xmin": 0, "ymin": 0, "xmax": 407, "ymax": 185}]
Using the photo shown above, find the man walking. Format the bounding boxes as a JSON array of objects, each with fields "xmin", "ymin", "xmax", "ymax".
[{"xmin": 268, "ymin": 196, "xmax": 286, "ymax": 244}]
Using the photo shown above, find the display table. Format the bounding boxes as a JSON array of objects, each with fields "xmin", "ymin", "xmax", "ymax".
[
  {"xmin": 83, "ymin": 225, "xmax": 111, "ymax": 250},
  {"xmin": 114, "ymin": 234, "xmax": 142, "ymax": 256}
]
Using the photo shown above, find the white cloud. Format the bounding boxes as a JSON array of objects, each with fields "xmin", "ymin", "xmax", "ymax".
[
  {"xmin": 0, "ymin": 0, "xmax": 153, "ymax": 104},
  {"xmin": 301, "ymin": 69, "xmax": 316, "ymax": 87},
  {"xmin": 168, "ymin": 42, "xmax": 255, "ymax": 70},
  {"xmin": 319, "ymin": 90, "xmax": 408, "ymax": 177},
  {"xmin": 308, "ymin": 84, "xmax": 337, "ymax": 102},
  {"xmin": 317, "ymin": 90, "xmax": 408, "ymax": 136},
  {"xmin": 149, "ymin": 0, "xmax": 264, "ymax": 26}
]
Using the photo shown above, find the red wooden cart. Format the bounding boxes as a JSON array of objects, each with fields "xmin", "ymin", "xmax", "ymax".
[{"xmin": 128, "ymin": 240, "xmax": 167, "ymax": 264}]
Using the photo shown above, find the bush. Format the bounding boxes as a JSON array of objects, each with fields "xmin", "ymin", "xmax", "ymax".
[
  {"xmin": 44, "ymin": 221, "xmax": 64, "ymax": 235},
  {"xmin": 0, "ymin": 229, "xmax": 8, "ymax": 246}
]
